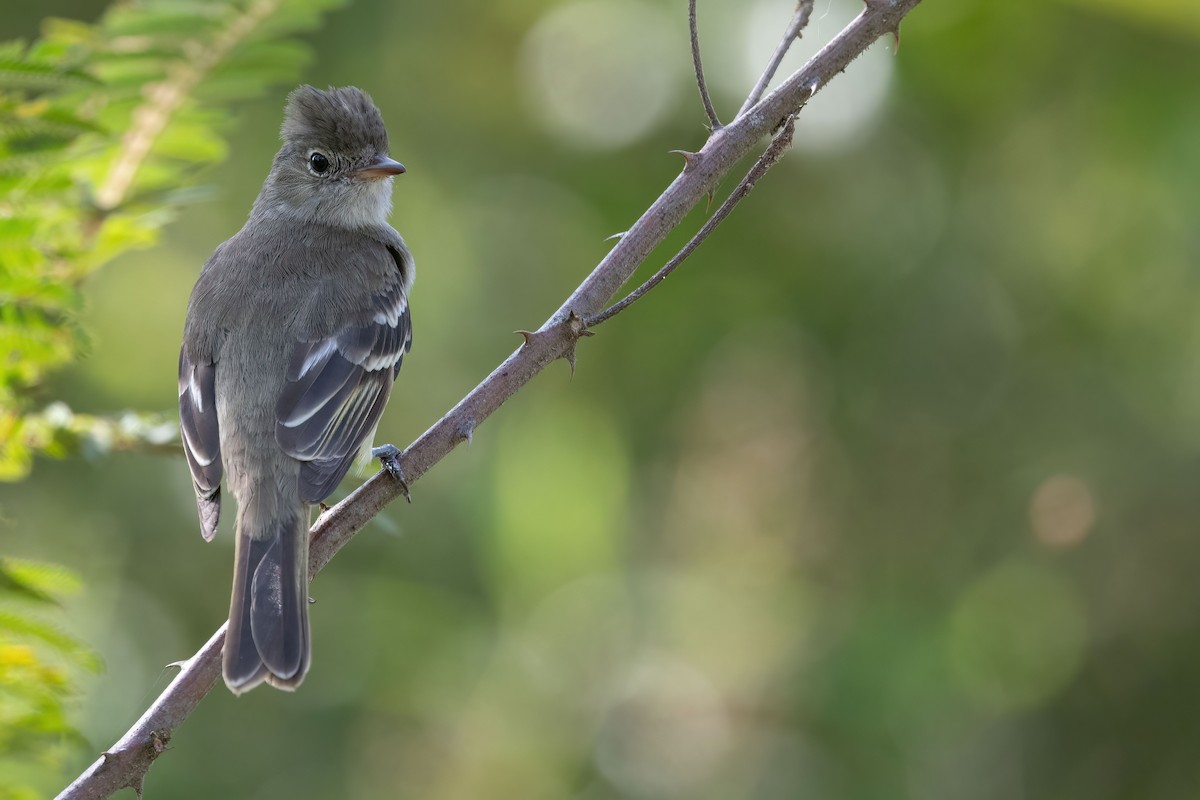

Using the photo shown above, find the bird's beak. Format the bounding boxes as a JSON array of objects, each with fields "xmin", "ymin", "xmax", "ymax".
[{"xmin": 353, "ymin": 155, "xmax": 406, "ymax": 180}]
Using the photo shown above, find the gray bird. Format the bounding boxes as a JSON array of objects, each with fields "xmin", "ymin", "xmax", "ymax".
[{"xmin": 179, "ymin": 85, "xmax": 413, "ymax": 693}]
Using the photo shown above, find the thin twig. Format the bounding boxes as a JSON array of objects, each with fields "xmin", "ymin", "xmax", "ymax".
[
  {"xmin": 56, "ymin": 2, "xmax": 923, "ymax": 797},
  {"xmin": 738, "ymin": 0, "xmax": 815, "ymax": 119},
  {"xmin": 689, "ymin": 0, "xmax": 722, "ymax": 130},
  {"xmin": 586, "ymin": 111, "xmax": 802, "ymax": 329}
]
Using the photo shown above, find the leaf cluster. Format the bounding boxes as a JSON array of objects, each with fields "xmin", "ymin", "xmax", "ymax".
[
  {"xmin": 0, "ymin": 557, "xmax": 99, "ymax": 800},
  {"xmin": 0, "ymin": 1, "xmax": 347, "ymax": 794},
  {"xmin": 0, "ymin": 0, "xmax": 346, "ymax": 481}
]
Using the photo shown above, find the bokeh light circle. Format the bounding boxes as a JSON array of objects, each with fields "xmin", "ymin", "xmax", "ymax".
[
  {"xmin": 949, "ymin": 561, "xmax": 1087, "ymax": 713},
  {"xmin": 744, "ymin": 0, "xmax": 894, "ymax": 151},
  {"xmin": 519, "ymin": 0, "xmax": 683, "ymax": 150}
]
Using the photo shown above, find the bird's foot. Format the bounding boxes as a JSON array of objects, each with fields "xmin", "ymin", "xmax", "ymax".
[{"xmin": 371, "ymin": 444, "xmax": 411, "ymax": 502}]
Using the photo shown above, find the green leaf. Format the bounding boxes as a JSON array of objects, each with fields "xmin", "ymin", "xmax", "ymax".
[
  {"xmin": 1, "ymin": 0, "xmax": 350, "ymax": 479},
  {"xmin": 0, "ymin": 59, "xmax": 97, "ymax": 90},
  {"xmin": 0, "ymin": 558, "xmax": 83, "ymax": 601},
  {"xmin": 0, "ymin": 612, "xmax": 102, "ymax": 673}
]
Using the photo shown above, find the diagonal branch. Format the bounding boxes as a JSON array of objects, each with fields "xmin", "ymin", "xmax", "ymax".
[
  {"xmin": 738, "ymin": 0, "xmax": 816, "ymax": 119},
  {"xmin": 586, "ymin": 110, "xmax": 803, "ymax": 329},
  {"xmin": 56, "ymin": 1, "xmax": 923, "ymax": 797}
]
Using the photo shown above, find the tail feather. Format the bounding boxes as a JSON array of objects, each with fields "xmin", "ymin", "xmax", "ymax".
[{"xmin": 224, "ymin": 513, "xmax": 310, "ymax": 694}]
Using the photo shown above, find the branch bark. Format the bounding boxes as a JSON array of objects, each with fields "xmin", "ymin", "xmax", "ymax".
[
  {"xmin": 738, "ymin": 0, "xmax": 816, "ymax": 118},
  {"xmin": 587, "ymin": 111, "xmax": 802, "ymax": 328},
  {"xmin": 57, "ymin": 1, "xmax": 922, "ymax": 797}
]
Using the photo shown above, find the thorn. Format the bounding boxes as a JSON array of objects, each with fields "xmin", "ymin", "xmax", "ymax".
[
  {"xmin": 565, "ymin": 311, "xmax": 595, "ymax": 338},
  {"xmin": 515, "ymin": 329, "xmax": 535, "ymax": 346},
  {"xmin": 706, "ymin": 187, "xmax": 715, "ymax": 211},
  {"xmin": 308, "ymin": 596, "xmax": 316, "ymax": 605},
  {"xmin": 455, "ymin": 418, "xmax": 475, "ymax": 446},
  {"xmin": 165, "ymin": 660, "xmax": 187, "ymax": 671},
  {"xmin": 605, "ymin": 230, "xmax": 627, "ymax": 242},
  {"xmin": 891, "ymin": 25, "xmax": 901, "ymax": 52},
  {"xmin": 566, "ymin": 309, "xmax": 586, "ymax": 333},
  {"xmin": 564, "ymin": 342, "xmax": 578, "ymax": 377},
  {"xmin": 560, "ymin": 311, "xmax": 594, "ymax": 377},
  {"xmin": 318, "ymin": 501, "xmax": 329, "ymax": 513},
  {"xmin": 669, "ymin": 149, "xmax": 701, "ymax": 170}
]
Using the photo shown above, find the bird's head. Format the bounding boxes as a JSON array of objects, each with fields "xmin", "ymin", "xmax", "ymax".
[{"xmin": 256, "ymin": 85, "xmax": 405, "ymax": 228}]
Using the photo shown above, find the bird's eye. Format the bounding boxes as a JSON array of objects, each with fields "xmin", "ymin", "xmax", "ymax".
[{"xmin": 309, "ymin": 152, "xmax": 330, "ymax": 175}]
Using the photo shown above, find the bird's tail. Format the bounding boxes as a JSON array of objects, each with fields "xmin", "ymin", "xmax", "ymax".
[{"xmin": 224, "ymin": 508, "xmax": 310, "ymax": 693}]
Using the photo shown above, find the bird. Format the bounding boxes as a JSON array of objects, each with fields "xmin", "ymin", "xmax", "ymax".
[{"xmin": 178, "ymin": 85, "xmax": 413, "ymax": 693}]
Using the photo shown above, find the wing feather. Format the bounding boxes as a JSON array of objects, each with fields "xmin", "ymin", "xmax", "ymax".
[
  {"xmin": 276, "ymin": 282, "xmax": 411, "ymax": 504},
  {"xmin": 179, "ymin": 348, "xmax": 222, "ymax": 541}
]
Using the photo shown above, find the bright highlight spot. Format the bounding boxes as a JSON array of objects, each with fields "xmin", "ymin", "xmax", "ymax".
[
  {"xmin": 595, "ymin": 654, "xmax": 730, "ymax": 796},
  {"xmin": 519, "ymin": 0, "xmax": 683, "ymax": 150},
  {"xmin": 490, "ymin": 401, "xmax": 629, "ymax": 609},
  {"xmin": 1030, "ymin": 474, "xmax": 1097, "ymax": 549},
  {"xmin": 745, "ymin": 0, "xmax": 894, "ymax": 151}
]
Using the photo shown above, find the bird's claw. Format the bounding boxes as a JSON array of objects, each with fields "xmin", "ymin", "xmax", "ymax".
[{"xmin": 371, "ymin": 444, "xmax": 411, "ymax": 502}]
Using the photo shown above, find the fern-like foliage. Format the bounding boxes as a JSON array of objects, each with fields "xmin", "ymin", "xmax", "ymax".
[
  {"xmin": 0, "ymin": 0, "xmax": 347, "ymax": 481},
  {"xmin": 0, "ymin": 557, "xmax": 100, "ymax": 800},
  {"xmin": 0, "ymin": 1, "xmax": 346, "ymax": 793}
]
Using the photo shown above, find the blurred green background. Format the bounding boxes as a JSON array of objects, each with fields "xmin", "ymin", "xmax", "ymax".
[{"xmin": 4, "ymin": 0, "xmax": 1200, "ymax": 797}]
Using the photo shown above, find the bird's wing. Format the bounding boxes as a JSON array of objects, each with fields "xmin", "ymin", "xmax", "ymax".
[
  {"xmin": 275, "ymin": 277, "xmax": 412, "ymax": 504},
  {"xmin": 179, "ymin": 348, "xmax": 223, "ymax": 541}
]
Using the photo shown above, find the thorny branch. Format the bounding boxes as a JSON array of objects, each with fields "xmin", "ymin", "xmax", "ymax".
[
  {"xmin": 586, "ymin": 111, "xmax": 803, "ymax": 328},
  {"xmin": 56, "ymin": 1, "xmax": 924, "ymax": 797},
  {"xmin": 739, "ymin": 0, "xmax": 816, "ymax": 118}
]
